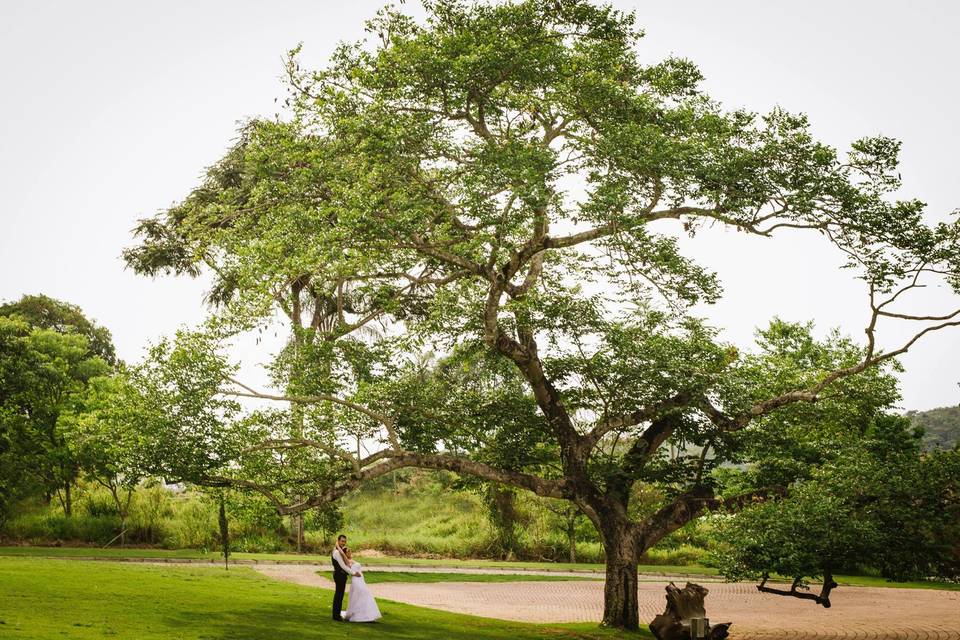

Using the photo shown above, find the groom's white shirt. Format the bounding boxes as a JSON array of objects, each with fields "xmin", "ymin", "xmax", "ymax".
[{"xmin": 332, "ymin": 546, "xmax": 353, "ymax": 574}]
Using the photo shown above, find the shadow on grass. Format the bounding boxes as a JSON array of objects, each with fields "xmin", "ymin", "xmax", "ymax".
[{"xmin": 164, "ymin": 604, "xmax": 331, "ymax": 640}]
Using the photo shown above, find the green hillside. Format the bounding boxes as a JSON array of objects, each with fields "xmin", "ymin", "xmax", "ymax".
[{"xmin": 907, "ymin": 406, "xmax": 960, "ymax": 450}]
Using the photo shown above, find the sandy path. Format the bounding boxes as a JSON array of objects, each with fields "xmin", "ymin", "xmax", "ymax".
[{"xmin": 254, "ymin": 564, "xmax": 960, "ymax": 639}]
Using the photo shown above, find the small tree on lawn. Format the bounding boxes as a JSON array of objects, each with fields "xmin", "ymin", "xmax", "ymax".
[
  {"xmin": 124, "ymin": 0, "xmax": 960, "ymax": 628},
  {"xmin": 62, "ymin": 373, "xmax": 148, "ymax": 546}
]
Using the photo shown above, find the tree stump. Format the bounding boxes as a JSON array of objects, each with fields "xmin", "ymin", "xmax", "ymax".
[{"xmin": 650, "ymin": 582, "xmax": 732, "ymax": 640}]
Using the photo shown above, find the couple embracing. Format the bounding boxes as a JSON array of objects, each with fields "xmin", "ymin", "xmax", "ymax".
[{"xmin": 331, "ymin": 534, "xmax": 382, "ymax": 622}]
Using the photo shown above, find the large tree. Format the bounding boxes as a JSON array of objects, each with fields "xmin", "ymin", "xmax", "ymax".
[{"xmin": 125, "ymin": 0, "xmax": 960, "ymax": 628}]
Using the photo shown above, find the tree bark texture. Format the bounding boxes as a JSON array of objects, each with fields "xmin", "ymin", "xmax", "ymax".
[
  {"xmin": 600, "ymin": 523, "xmax": 640, "ymax": 629},
  {"xmin": 650, "ymin": 582, "xmax": 732, "ymax": 640}
]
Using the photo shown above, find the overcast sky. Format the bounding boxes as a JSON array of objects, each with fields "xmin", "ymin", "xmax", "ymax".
[{"xmin": 1, "ymin": 1, "xmax": 957, "ymax": 411}]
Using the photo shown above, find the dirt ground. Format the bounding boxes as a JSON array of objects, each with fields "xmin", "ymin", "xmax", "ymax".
[{"xmin": 254, "ymin": 564, "xmax": 960, "ymax": 639}]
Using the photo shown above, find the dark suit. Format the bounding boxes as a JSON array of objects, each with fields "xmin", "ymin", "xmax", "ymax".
[{"xmin": 331, "ymin": 548, "xmax": 349, "ymax": 620}]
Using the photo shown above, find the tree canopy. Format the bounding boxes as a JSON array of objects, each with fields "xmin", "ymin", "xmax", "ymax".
[
  {"xmin": 714, "ymin": 414, "xmax": 960, "ymax": 607},
  {"xmin": 0, "ymin": 294, "xmax": 116, "ymax": 365},
  {"xmin": 124, "ymin": 0, "xmax": 960, "ymax": 628},
  {"xmin": 0, "ymin": 315, "xmax": 111, "ymax": 518}
]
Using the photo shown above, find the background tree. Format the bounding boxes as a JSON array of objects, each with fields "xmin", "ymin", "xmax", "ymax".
[
  {"xmin": 713, "ymin": 415, "xmax": 960, "ymax": 606},
  {"xmin": 544, "ymin": 500, "xmax": 589, "ymax": 563},
  {"xmin": 304, "ymin": 502, "xmax": 344, "ymax": 548},
  {"xmin": 0, "ymin": 315, "xmax": 110, "ymax": 518},
  {"xmin": 124, "ymin": 0, "xmax": 960, "ymax": 628},
  {"xmin": 61, "ymin": 373, "xmax": 147, "ymax": 545},
  {"xmin": 1, "ymin": 294, "xmax": 116, "ymax": 365}
]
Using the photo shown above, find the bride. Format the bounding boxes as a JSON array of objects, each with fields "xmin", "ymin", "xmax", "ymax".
[{"xmin": 342, "ymin": 549, "xmax": 382, "ymax": 623}]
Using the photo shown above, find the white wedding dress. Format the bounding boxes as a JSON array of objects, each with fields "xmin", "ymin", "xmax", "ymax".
[{"xmin": 344, "ymin": 562, "xmax": 382, "ymax": 622}]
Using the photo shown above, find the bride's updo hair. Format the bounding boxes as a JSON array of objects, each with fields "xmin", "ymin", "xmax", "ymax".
[{"xmin": 344, "ymin": 547, "xmax": 352, "ymax": 560}]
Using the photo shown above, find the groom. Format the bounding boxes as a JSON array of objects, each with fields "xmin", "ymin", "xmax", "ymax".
[{"xmin": 331, "ymin": 534, "xmax": 359, "ymax": 621}]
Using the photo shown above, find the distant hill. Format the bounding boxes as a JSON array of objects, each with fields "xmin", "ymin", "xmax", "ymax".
[{"xmin": 907, "ymin": 405, "xmax": 960, "ymax": 450}]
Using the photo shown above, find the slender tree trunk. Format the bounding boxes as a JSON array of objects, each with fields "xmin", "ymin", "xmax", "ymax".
[
  {"xmin": 566, "ymin": 514, "xmax": 577, "ymax": 564},
  {"xmin": 297, "ymin": 513, "xmax": 304, "ymax": 553},
  {"xmin": 219, "ymin": 495, "xmax": 230, "ymax": 570},
  {"xmin": 108, "ymin": 484, "xmax": 125, "ymax": 547},
  {"xmin": 64, "ymin": 483, "xmax": 72, "ymax": 517},
  {"xmin": 600, "ymin": 521, "xmax": 640, "ymax": 629}
]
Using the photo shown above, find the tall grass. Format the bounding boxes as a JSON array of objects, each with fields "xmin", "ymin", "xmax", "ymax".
[
  {"xmin": 3, "ymin": 512, "xmax": 119, "ymax": 545},
  {"xmin": 0, "ymin": 473, "xmax": 712, "ymax": 565},
  {"xmin": 336, "ymin": 472, "xmax": 492, "ymax": 557},
  {"xmin": 336, "ymin": 471, "xmax": 611, "ymax": 562},
  {"xmin": 0, "ymin": 483, "xmax": 286, "ymax": 552}
]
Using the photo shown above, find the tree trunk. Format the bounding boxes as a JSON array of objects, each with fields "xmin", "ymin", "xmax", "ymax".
[
  {"xmin": 64, "ymin": 483, "xmax": 72, "ymax": 517},
  {"xmin": 108, "ymin": 484, "xmax": 126, "ymax": 547},
  {"xmin": 486, "ymin": 484, "xmax": 519, "ymax": 559},
  {"xmin": 650, "ymin": 582, "xmax": 732, "ymax": 640},
  {"xmin": 296, "ymin": 513, "xmax": 304, "ymax": 553},
  {"xmin": 600, "ymin": 524, "xmax": 640, "ymax": 629},
  {"xmin": 218, "ymin": 495, "xmax": 230, "ymax": 570},
  {"xmin": 567, "ymin": 516, "xmax": 577, "ymax": 564}
]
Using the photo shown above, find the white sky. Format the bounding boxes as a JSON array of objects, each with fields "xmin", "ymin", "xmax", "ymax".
[{"xmin": 1, "ymin": 1, "xmax": 957, "ymax": 411}]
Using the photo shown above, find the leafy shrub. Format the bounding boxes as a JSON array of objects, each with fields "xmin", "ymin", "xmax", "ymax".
[{"xmin": 225, "ymin": 491, "xmax": 283, "ymax": 533}]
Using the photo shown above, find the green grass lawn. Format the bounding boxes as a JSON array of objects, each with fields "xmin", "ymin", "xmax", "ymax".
[
  {"xmin": 2, "ymin": 547, "xmax": 957, "ymax": 592},
  {"xmin": 834, "ymin": 574, "xmax": 960, "ymax": 591},
  {"xmin": 0, "ymin": 557, "xmax": 639, "ymax": 639},
  {"xmin": 0, "ymin": 546, "xmax": 217, "ymax": 560},
  {"xmin": 319, "ymin": 571, "xmax": 602, "ymax": 584},
  {"xmin": 0, "ymin": 546, "xmax": 704, "ymax": 574}
]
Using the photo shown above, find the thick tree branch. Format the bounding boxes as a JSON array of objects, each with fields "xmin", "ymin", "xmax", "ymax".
[
  {"xmin": 585, "ymin": 390, "xmax": 696, "ymax": 450},
  {"xmin": 638, "ymin": 486, "xmax": 786, "ymax": 549},
  {"xmin": 481, "ymin": 278, "xmax": 585, "ymax": 465}
]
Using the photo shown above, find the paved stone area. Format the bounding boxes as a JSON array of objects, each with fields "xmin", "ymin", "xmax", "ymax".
[{"xmin": 254, "ymin": 564, "xmax": 960, "ymax": 639}]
